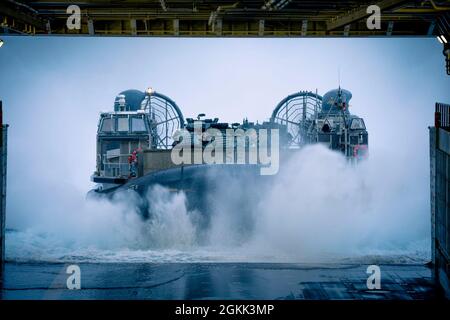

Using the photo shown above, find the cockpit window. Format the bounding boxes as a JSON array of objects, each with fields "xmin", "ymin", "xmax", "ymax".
[
  {"xmin": 131, "ymin": 117, "xmax": 146, "ymax": 132},
  {"xmin": 117, "ymin": 117, "xmax": 129, "ymax": 132},
  {"xmin": 101, "ymin": 118, "xmax": 114, "ymax": 132},
  {"xmin": 350, "ymin": 118, "xmax": 366, "ymax": 130}
]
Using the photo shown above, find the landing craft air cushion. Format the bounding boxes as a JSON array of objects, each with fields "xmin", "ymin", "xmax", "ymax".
[{"xmin": 89, "ymin": 87, "xmax": 368, "ymax": 208}]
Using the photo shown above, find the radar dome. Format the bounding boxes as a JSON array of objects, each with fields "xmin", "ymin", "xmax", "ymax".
[
  {"xmin": 114, "ymin": 89, "xmax": 146, "ymax": 111},
  {"xmin": 321, "ymin": 88, "xmax": 352, "ymax": 114}
]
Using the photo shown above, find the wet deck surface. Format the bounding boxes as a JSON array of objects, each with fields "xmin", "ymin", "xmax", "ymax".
[{"xmin": 1, "ymin": 262, "xmax": 439, "ymax": 300}]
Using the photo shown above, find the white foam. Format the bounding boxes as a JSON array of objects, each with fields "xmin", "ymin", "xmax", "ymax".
[{"xmin": 5, "ymin": 145, "xmax": 430, "ymax": 264}]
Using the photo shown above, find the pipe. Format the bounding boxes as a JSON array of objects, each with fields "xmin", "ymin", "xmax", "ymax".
[
  {"xmin": 209, "ymin": 2, "xmax": 239, "ymax": 26},
  {"xmin": 217, "ymin": 2, "xmax": 239, "ymax": 12},
  {"xmin": 396, "ymin": 8, "xmax": 449, "ymax": 12},
  {"xmin": 423, "ymin": 0, "xmax": 450, "ymax": 11},
  {"xmin": 262, "ymin": 0, "xmax": 277, "ymax": 10},
  {"xmin": 396, "ymin": 0, "xmax": 450, "ymax": 12},
  {"xmin": 6, "ymin": 0, "xmax": 39, "ymax": 14}
]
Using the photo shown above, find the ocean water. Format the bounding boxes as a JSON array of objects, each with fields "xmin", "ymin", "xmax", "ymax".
[
  {"xmin": 5, "ymin": 145, "xmax": 431, "ymax": 265},
  {"xmin": 5, "ymin": 229, "xmax": 430, "ymax": 264},
  {"xmin": 6, "ymin": 230, "xmax": 431, "ymax": 264}
]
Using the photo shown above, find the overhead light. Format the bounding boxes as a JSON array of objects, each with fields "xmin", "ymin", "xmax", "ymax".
[
  {"xmin": 437, "ymin": 35, "xmax": 443, "ymax": 44},
  {"xmin": 440, "ymin": 35, "xmax": 448, "ymax": 44},
  {"xmin": 0, "ymin": 39, "xmax": 3, "ymax": 48}
]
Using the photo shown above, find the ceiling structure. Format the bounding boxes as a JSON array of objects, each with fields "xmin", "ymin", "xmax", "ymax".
[{"xmin": 0, "ymin": 0, "xmax": 449, "ymax": 37}]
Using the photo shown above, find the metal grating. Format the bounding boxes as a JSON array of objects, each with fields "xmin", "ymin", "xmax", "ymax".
[{"xmin": 436, "ymin": 102, "xmax": 450, "ymax": 131}]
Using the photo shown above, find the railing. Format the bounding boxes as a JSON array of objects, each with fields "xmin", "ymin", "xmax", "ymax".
[
  {"xmin": 435, "ymin": 102, "xmax": 450, "ymax": 131},
  {"xmin": 102, "ymin": 153, "xmax": 132, "ymax": 178}
]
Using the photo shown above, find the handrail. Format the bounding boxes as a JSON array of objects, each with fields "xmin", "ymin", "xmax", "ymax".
[{"xmin": 102, "ymin": 153, "xmax": 135, "ymax": 178}]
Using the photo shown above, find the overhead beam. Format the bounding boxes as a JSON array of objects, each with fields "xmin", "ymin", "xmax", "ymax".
[
  {"xmin": 343, "ymin": 24, "xmax": 350, "ymax": 36},
  {"xmin": 0, "ymin": 1, "xmax": 47, "ymax": 30},
  {"xmin": 427, "ymin": 20, "xmax": 436, "ymax": 35},
  {"xmin": 87, "ymin": 19, "xmax": 94, "ymax": 35},
  {"xmin": 258, "ymin": 19, "xmax": 264, "ymax": 36},
  {"xmin": 326, "ymin": 0, "xmax": 409, "ymax": 31},
  {"xmin": 173, "ymin": 19, "xmax": 179, "ymax": 36},
  {"xmin": 386, "ymin": 20, "xmax": 394, "ymax": 35},
  {"xmin": 301, "ymin": 19, "xmax": 308, "ymax": 36},
  {"xmin": 130, "ymin": 19, "xmax": 137, "ymax": 35},
  {"xmin": 159, "ymin": 0, "xmax": 168, "ymax": 12}
]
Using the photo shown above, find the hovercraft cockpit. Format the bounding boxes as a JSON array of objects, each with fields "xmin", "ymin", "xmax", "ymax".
[{"xmin": 92, "ymin": 88, "xmax": 184, "ymax": 190}]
